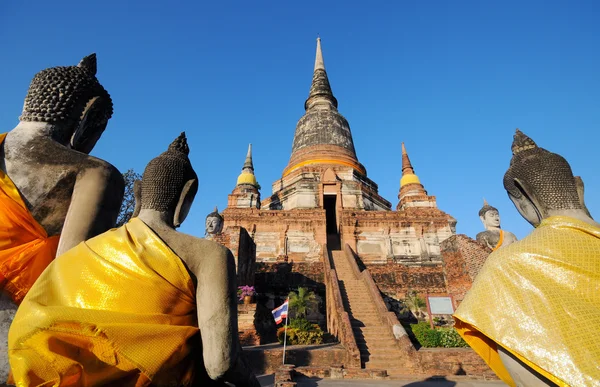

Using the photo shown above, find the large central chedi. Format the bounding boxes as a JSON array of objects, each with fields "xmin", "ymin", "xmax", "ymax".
[
  {"xmin": 267, "ymin": 38, "xmax": 389, "ymax": 212},
  {"xmin": 218, "ymin": 39, "xmax": 490, "ymax": 374}
]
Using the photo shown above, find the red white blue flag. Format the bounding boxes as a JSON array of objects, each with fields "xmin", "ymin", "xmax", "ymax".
[{"xmin": 272, "ymin": 299, "xmax": 289, "ymax": 324}]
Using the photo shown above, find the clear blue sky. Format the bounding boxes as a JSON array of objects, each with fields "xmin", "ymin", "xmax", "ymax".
[{"xmin": 1, "ymin": 1, "xmax": 599, "ymax": 240}]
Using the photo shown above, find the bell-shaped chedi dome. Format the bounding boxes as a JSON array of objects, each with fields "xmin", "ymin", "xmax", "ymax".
[{"xmin": 283, "ymin": 38, "xmax": 365, "ymax": 177}]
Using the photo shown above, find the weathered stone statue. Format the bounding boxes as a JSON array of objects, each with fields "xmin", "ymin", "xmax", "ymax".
[
  {"xmin": 206, "ymin": 206, "xmax": 224, "ymax": 237},
  {"xmin": 475, "ymin": 199, "xmax": 517, "ymax": 250},
  {"xmin": 454, "ymin": 129, "xmax": 600, "ymax": 386},
  {"xmin": 9, "ymin": 133, "xmax": 259, "ymax": 386},
  {"xmin": 0, "ymin": 54, "xmax": 123, "ymax": 381}
]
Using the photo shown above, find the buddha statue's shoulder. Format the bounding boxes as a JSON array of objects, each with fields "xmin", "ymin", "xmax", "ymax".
[
  {"xmin": 5, "ymin": 135, "xmax": 119, "ymax": 176},
  {"xmin": 476, "ymin": 230, "xmax": 494, "ymax": 242},
  {"xmin": 157, "ymin": 229, "xmax": 233, "ymax": 268}
]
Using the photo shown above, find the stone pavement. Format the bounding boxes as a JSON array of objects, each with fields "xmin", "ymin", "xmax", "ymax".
[{"xmin": 258, "ymin": 374, "xmax": 505, "ymax": 387}]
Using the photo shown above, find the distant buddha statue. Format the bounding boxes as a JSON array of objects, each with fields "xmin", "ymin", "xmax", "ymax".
[
  {"xmin": 455, "ymin": 129, "xmax": 600, "ymax": 386},
  {"xmin": 0, "ymin": 54, "xmax": 124, "ymax": 304},
  {"xmin": 9, "ymin": 133, "xmax": 259, "ymax": 386},
  {"xmin": 205, "ymin": 206, "xmax": 224, "ymax": 237},
  {"xmin": 475, "ymin": 199, "xmax": 517, "ymax": 250}
]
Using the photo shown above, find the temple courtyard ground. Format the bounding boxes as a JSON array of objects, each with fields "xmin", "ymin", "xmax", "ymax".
[{"xmin": 257, "ymin": 374, "xmax": 505, "ymax": 386}]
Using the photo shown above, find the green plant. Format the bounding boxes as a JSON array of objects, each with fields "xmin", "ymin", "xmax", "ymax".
[
  {"xmin": 289, "ymin": 317, "xmax": 313, "ymax": 331},
  {"xmin": 276, "ymin": 318, "xmax": 325, "ymax": 345},
  {"xmin": 440, "ymin": 328, "xmax": 469, "ymax": 348},
  {"xmin": 404, "ymin": 290, "xmax": 427, "ymax": 319},
  {"xmin": 295, "ymin": 329, "xmax": 323, "ymax": 345},
  {"xmin": 407, "ymin": 322, "xmax": 469, "ymax": 348},
  {"xmin": 288, "ymin": 287, "xmax": 319, "ymax": 319},
  {"xmin": 411, "ymin": 322, "xmax": 441, "ymax": 347}
]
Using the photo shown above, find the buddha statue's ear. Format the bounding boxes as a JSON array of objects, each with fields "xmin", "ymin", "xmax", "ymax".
[
  {"xmin": 509, "ymin": 177, "xmax": 543, "ymax": 227},
  {"xmin": 132, "ymin": 180, "xmax": 142, "ymax": 218},
  {"xmin": 574, "ymin": 176, "xmax": 592, "ymax": 218},
  {"xmin": 174, "ymin": 179, "xmax": 198, "ymax": 228},
  {"xmin": 479, "ymin": 215, "xmax": 486, "ymax": 225},
  {"xmin": 70, "ymin": 96, "xmax": 110, "ymax": 154}
]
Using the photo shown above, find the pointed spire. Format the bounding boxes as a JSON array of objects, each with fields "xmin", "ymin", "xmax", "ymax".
[
  {"xmin": 401, "ymin": 142, "xmax": 415, "ymax": 176},
  {"xmin": 483, "ymin": 198, "xmax": 488, "ymax": 206},
  {"xmin": 243, "ymin": 143, "xmax": 254, "ymax": 171},
  {"xmin": 236, "ymin": 144, "xmax": 258, "ymax": 187},
  {"xmin": 314, "ymin": 37, "xmax": 325, "ymax": 71},
  {"xmin": 304, "ymin": 37, "xmax": 338, "ymax": 110}
]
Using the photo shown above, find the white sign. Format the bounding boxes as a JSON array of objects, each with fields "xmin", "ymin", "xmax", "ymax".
[{"xmin": 427, "ymin": 296, "xmax": 454, "ymax": 315}]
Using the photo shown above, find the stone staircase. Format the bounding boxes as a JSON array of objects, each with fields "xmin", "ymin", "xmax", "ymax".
[{"xmin": 329, "ymin": 249, "xmax": 405, "ymax": 372}]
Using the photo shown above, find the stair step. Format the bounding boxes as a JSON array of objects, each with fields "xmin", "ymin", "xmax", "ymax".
[{"xmin": 357, "ymin": 343, "xmax": 401, "ymax": 352}]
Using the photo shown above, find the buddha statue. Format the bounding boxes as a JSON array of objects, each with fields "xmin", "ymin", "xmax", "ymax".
[
  {"xmin": 205, "ymin": 206, "xmax": 224, "ymax": 237},
  {"xmin": 0, "ymin": 53, "xmax": 124, "ymax": 304},
  {"xmin": 475, "ymin": 199, "xmax": 517, "ymax": 250},
  {"xmin": 0, "ymin": 54, "xmax": 123, "ymax": 382},
  {"xmin": 454, "ymin": 129, "xmax": 600, "ymax": 386},
  {"xmin": 9, "ymin": 133, "xmax": 259, "ymax": 386}
]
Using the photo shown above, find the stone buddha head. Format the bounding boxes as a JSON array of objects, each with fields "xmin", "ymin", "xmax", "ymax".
[
  {"xmin": 134, "ymin": 132, "xmax": 198, "ymax": 228},
  {"xmin": 205, "ymin": 207, "xmax": 224, "ymax": 236},
  {"xmin": 479, "ymin": 200, "xmax": 501, "ymax": 231},
  {"xmin": 19, "ymin": 53, "xmax": 113, "ymax": 154},
  {"xmin": 503, "ymin": 129, "xmax": 592, "ymax": 227}
]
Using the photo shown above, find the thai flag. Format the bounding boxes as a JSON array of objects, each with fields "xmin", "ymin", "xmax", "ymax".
[{"xmin": 272, "ymin": 299, "xmax": 289, "ymax": 325}]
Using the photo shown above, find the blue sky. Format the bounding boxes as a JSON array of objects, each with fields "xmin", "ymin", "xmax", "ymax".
[{"xmin": 1, "ymin": 1, "xmax": 599, "ymax": 240}]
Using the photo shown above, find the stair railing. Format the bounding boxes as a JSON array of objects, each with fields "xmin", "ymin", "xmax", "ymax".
[
  {"xmin": 342, "ymin": 244, "xmax": 420, "ymax": 369},
  {"xmin": 322, "ymin": 244, "xmax": 361, "ymax": 368}
]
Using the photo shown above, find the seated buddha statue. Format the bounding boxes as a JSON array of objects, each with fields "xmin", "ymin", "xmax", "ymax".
[
  {"xmin": 454, "ymin": 129, "xmax": 600, "ymax": 386},
  {"xmin": 0, "ymin": 54, "xmax": 124, "ymax": 304},
  {"xmin": 8, "ymin": 133, "xmax": 259, "ymax": 386},
  {"xmin": 475, "ymin": 199, "xmax": 517, "ymax": 250}
]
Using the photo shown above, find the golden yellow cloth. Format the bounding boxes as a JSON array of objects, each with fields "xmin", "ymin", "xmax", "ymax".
[
  {"xmin": 0, "ymin": 133, "xmax": 60, "ymax": 304},
  {"xmin": 9, "ymin": 218, "xmax": 200, "ymax": 387},
  {"xmin": 454, "ymin": 216, "xmax": 600, "ymax": 387}
]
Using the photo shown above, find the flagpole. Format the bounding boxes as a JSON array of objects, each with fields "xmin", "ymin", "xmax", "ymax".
[{"xmin": 282, "ymin": 298, "xmax": 289, "ymax": 365}]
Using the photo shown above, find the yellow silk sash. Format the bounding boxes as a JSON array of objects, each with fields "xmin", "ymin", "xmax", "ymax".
[
  {"xmin": 0, "ymin": 133, "xmax": 59, "ymax": 304},
  {"xmin": 9, "ymin": 218, "xmax": 199, "ymax": 386},
  {"xmin": 454, "ymin": 216, "xmax": 600, "ymax": 386}
]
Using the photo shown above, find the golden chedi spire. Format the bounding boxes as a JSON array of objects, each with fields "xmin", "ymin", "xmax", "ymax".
[
  {"xmin": 236, "ymin": 144, "xmax": 258, "ymax": 187},
  {"xmin": 400, "ymin": 142, "xmax": 422, "ymax": 187},
  {"xmin": 398, "ymin": 142, "xmax": 433, "ymax": 210}
]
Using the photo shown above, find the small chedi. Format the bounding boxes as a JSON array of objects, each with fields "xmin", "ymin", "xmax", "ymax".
[
  {"xmin": 454, "ymin": 129, "xmax": 600, "ymax": 386},
  {"xmin": 475, "ymin": 199, "xmax": 517, "ymax": 250},
  {"xmin": 205, "ymin": 206, "xmax": 225, "ymax": 237},
  {"xmin": 9, "ymin": 133, "xmax": 259, "ymax": 386},
  {"xmin": 0, "ymin": 54, "xmax": 123, "ymax": 381}
]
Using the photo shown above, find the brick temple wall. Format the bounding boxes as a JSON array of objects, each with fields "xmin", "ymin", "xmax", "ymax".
[{"xmin": 440, "ymin": 234, "xmax": 490, "ymax": 303}]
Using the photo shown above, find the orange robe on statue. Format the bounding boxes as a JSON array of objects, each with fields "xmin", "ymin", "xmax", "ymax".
[{"xmin": 0, "ymin": 133, "xmax": 60, "ymax": 304}]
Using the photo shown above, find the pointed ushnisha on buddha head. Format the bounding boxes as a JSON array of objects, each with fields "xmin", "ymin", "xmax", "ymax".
[
  {"xmin": 20, "ymin": 53, "xmax": 113, "ymax": 153},
  {"xmin": 139, "ymin": 132, "xmax": 198, "ymax": 228}
]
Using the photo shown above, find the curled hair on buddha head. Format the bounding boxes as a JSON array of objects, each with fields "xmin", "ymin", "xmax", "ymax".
[
  {"xmin": 140, "ymin": 132, "xmax": 198, "ymax": 218},
  {"xmin": 19, "ymin": 53, "xmax": 113, "ymax": 146},
  {"xmin": 478, "ymin": 198, "xmax": 498, "ymax": 218},
  {"xmin": 503, "ymin": 129, "xmax": 582, "ymax": 213}
]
